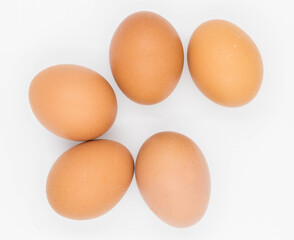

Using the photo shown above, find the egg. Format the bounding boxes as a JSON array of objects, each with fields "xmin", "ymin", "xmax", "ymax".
[
  {"xmin": 135, "ymin": 132, "xmax": 210, "ymax": 228},
  {"xmin": 29, "ymin": 64, "xmax": 117, "ymax": 141},
  {"xmin": 188, "ymin": 20, "xmax": 263, "ymax": 107},
  {"xmin": 110, "ymin": 11, "xmax": 184, "ymax": 105},
  {"xmin": 46, "ymin": 140, "xmax": 134, "ymax": 220}
]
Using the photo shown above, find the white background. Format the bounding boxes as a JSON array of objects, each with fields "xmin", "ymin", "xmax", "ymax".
[{"xmin": 0, "ymin": 0, "xmax": 293, "ymax": 239}]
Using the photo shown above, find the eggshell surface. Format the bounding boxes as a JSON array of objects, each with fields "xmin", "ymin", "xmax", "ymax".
[
  {"xmin": 46, "ymin": 140, "xmax": 134, "ymax": 220},
  {"xmin": 110, "ymin": 11, "xmax": 184, "ymax": 104},
  {"xmin": 135, "ymin": 132, "xmax": 210, "ymax": 228},
  {"xmin": 29, "ymin": 64, "xmax": 117, "ymax": 141},
  {"xmin": 188, "ymin": 20, "xmax": 263, "ymax": 107}
]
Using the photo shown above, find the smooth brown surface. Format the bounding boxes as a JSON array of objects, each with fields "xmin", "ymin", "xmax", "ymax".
[
  {"xmin": 46, "ymin": 140, "xmax": 134, "ymax": 220},
  {"xmin": 135, "ymin": 132, "xmax": 210, "ymax": 228},
  {"xmin": 110, "ymin": 11, "xmax": 184, "ymax": 105},
  {"xmin": 29, "ymin": 64, "xmax": 117, "ymax": 141},
  {"xmin": 188, "ymin": 20, "xmax": 263, "ymax": 107}
]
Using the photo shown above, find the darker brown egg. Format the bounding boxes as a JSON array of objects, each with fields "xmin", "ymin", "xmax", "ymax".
[{"xmin": 110, "ymin": 11, "xmax": 184, "ymax": 105}]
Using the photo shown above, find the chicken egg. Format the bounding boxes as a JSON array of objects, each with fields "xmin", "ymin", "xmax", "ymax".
[
  {"xmin": 135, "ymin": 132, "xmax": 210, "ymax": 228},
  {"xmin": 29, "ymin": 64, "xmax": 117, "ymax": 141},
  {"xmin": 46, "ymin": 140, "xmax": 134, "ymax": 220},
  {"xmin": 188, "ymin": 20, "xmax": 263, "ymax": 107},
  {"xmin": 110, "ymin": 11, "xmax": 184, "ymax": 104}
]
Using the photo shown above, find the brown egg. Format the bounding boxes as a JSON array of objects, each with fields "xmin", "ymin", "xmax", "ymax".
[
  {"xmin": 109, "ymin": 11, "xmax": 184, "ymax": 105},
  {"xmin": 29, "ymin": 64, "xmax": 117, "ymax": 141},
  {"xmin": 46, "ymin": 140, "xmax": 134, "ymax": 220},
  {"xmin": 135, "ymin": 132, "xmax": 210, "ymax": 228},
  {"xmin": 188, "ymin": 20, "xmax": 263, "ymax": 107}
]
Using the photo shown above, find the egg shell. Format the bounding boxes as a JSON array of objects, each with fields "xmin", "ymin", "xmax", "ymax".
[
  {"xmin": 188, "ymin": 20, "xmax": 263, "ymax": 107},
  {"xmin": 110, "ymin": 11, "xmax": 184, "ymax": 105},
  {"xmin": 135, "ymin": 132, "xmax": 210, "ymax": 228},
  {"xmin": 46, "ymin": 140, "xmax": 134, "ymax": 220},
  {"xmin": 29, "ymin": 64, "xmax": 117, "ymax": 141}
]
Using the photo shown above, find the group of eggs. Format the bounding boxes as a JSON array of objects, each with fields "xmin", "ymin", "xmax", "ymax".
[{"xmin": 29, "ymin": 11, "xmax": 263, "ymax": 228}]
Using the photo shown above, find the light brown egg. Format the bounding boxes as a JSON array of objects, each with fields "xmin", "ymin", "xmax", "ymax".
[
  {"xmin": 46, "ymin": 140, "xmax": 134, "ymax": 220},
  {"xmin": 188, "ymin": 20, "xmax": 263, "ymax": 107},
  {"xmin": 135, "ymin": 132, "xmax": 210, "ymax": 228},
  {"xmin": 109, "ymin": 11, "xmax": 184, "ymax": 105},
  {"xmin": 29, "ymin": 64, "xmax": 117, "ymax": 141}
]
